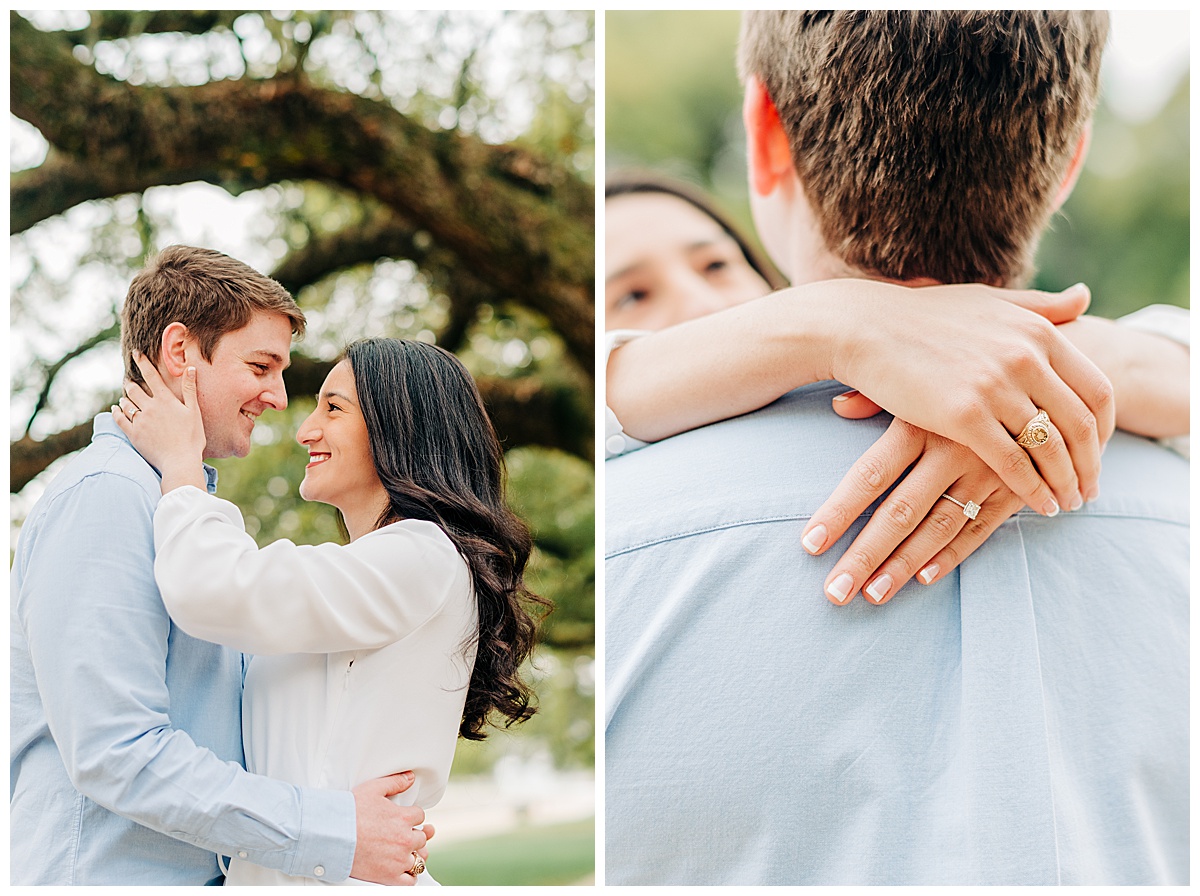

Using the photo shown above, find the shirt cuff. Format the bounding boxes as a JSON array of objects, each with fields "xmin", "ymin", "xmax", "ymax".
[
  {"xmin": 285, "ymin": 787, "xmax": 357, "ymax": 882},
  {"xmin": 1117, "ymin": 304, "xmax": 1190, "ymax": 347}
]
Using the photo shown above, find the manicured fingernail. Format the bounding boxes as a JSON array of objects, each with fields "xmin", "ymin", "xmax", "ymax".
[
  {"xmin": 918, "ymin": 563, "xmax": 939, "ymax": 585},
  {"xmin": 827, "ymin": 572, "xmax": 854, "ymax": 603},
  {"xmin": 802, "ymin": 523, "xmax": 827, "ymax": 554},
  {"xmin": 865, "ymin": 574, "xmax": 892, "ymax": 604},
  {"xmin": 1085, "ymin": 486, "xmax": 1099, "ymax": 503},
  {"xmin": 832, "ymin": 390, "xmax": 859, "ymax": 402},
  {"xmin": 1069, "ymin": 494, "xmax": 1083, "ymax": 512},
  {"xmin": 1042, "ymin": 498, "xmax": 1060, "ymax": 517},
  {"xmin": 1066, "ymin": 281, "xmax": 1087, "ymax": 294},
  {"xmin": 187, "ymin": 367, "xmax": 196, "ymax": 378}
]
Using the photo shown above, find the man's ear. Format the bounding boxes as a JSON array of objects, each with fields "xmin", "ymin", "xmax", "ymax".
[
  {"xmin": 158, "ymin": 322, "xmax": 193, "ymax": 378},
  {"xmin": 1051, "ymin": 123, "xmax": 1091, "ymax": 212},
  {"xmin": 743, "ymin": 75, "xmax": 794, "ymax": 198}
]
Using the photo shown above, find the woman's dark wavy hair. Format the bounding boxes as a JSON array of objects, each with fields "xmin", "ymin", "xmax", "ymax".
[
  {"xmin": 605, "ymin": 170, "xmax": 789, "ymax": 290},
  {"xmin": 344, "ymin": 338, "xmax": 546, "ymax": 740}
]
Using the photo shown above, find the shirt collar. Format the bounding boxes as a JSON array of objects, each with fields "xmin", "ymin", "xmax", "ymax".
[{"xmin": 94, "ymin": 412, "xmax": 219, "ymax": 494}]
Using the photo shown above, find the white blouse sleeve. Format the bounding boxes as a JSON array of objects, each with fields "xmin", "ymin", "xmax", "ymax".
[
  {"xmin": 1117, "ymin": 304, "xmax": 1190, "ymax": 460},
  {"xmin": 153, "ymin": 486, "xmax": 470, "ymax": 655},
  {"xmin": 605, "ymin": 329, "xmax": 652, "ymax": 460}
]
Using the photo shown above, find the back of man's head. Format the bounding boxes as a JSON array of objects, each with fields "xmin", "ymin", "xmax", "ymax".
[
  {"xmin": 738, "ymin": 10, "xmax": 1109, "ymax": 286},
  {"xmin": 120, "ymin": 245, "xmax": 305, "ymax": 387}
]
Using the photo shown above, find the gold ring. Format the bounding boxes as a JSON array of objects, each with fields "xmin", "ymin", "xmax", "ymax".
[
  {"xmin": 410, "ymin": 854, "xmax": 426, "ymax": 877},
  {"xmin": 128, "ymin": 406, "xmax": 140, "ymax": 419},
  {"xmin": 940, "ymin": 493, "xmax": 981, "ymax": 520},
  {"xmin": 1016, "ymin": 409, "xmax": 1051, "ymax": 449}
]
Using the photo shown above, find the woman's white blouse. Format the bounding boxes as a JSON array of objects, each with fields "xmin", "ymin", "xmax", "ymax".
[{"xmin": 153, "ymin": 485, "xmax": 477, "ymax": 886}]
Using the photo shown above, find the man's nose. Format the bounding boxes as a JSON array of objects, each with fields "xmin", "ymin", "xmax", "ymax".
[{"xmin": 262, "ymin": 373, "xmax": 288, "ymax": 411}]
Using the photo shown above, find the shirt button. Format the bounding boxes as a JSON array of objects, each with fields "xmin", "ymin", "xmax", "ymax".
[
  {"xmin": 237, "ymin": 851, "xmax": 248, "ymax": 859},
  {"xmin": 605, "ymin": 434, "xmax": 626, "ymax": 455},
  {"xmin": 314, "ymin": 866, "xmax": 325, "ymax": 877}
]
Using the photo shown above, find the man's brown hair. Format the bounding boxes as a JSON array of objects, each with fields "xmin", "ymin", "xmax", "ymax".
[
  {"xmin": 120, "ymin": 245, "xmax": 305, "ymax": 386},
  {"xmin": 738, "ymin": 10, "xmax": 1109, "ymax": 285}
]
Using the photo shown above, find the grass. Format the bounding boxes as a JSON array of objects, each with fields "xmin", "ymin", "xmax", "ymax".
[{"xmin": 429, "ymin": 817, "xmax": 595, "ymax": 886}]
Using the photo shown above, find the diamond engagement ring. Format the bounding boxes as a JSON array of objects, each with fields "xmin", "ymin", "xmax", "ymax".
[
  {"xmin": 1016, "ymin": 409, "xmax": 1051, "ymax": 449},
  {"xmin": 940, "ymin": 493, "xmax": 981, "ymax": 520}
]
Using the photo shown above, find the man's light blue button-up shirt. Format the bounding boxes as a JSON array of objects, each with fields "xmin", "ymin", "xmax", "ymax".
[
  {"xmin": 11, "ymin": 414, "xmax": 356, "ymax": 884},
  {"xmin": 605, "ymin": 383, "xmax": 1188, "ymax": 885}
]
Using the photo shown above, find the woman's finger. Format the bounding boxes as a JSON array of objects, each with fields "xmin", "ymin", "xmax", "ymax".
[
  {"xmin": 117, "ymin": 395, "xmax": 142, "ymax": 420},
  {"xmin": 123, "ymin": 377, "xmax": 152, "ymax": 409},
  {"xmin": 820, "ymin": 444, "xmax": 964, "ymax": 605},
  {"xmin": 1036, "ymin": 338, "xmax": 1113, "ymax": 501},
  {"xmin": 914, "ymin": 489, "xmax": 1027, "ymax": 586},
  {"xmin": 831, "ymin": 390, "xmax": 884, "ymax": 420},
  {"xmin": 132, "ymin": 351, "xmax": 170, "ymax": 394},
  {"xmin": 802, "ymin": 420, "xmax": 923, "ymax": 558},
  {"xmin": 1006, "ymin": 404, "xmax": 1081, "ymax": 512},
  {"xmin": 965, "ymin": 415, "xmax": 1063, "ymax": 518},
  {"xmin": 860, "ymin": 475, "xmax": 1002, "ymax": 605}
]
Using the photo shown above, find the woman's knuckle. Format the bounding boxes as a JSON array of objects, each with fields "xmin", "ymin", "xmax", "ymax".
[
  {"xmin": 883, "ymin": 495, "xmax": 918, "ymax": 530},
  {"xmin": 854, "ymin": 455, "xmax": 888, "ymax": 492},
  {"xmin": 926, "ymin": 507, "xmax": 960, "ymax": 540}
]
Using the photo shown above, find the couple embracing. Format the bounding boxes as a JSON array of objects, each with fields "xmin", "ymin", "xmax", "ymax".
[
  {"xmin": 12, "ymin": 247, "xmax": 544, "ymax": 885},
  {"xmin": 606, "ymin": 10, "xmax": 1187, "ymax": 885}
]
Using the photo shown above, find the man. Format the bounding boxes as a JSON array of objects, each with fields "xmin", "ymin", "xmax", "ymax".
[
  {"xmin": 12, "ymin": 246, "xmax": 428, "ymax": 884},
  {"xmin": 605, "ymin": 12, "xmax": 1187, "ymax": 885}
]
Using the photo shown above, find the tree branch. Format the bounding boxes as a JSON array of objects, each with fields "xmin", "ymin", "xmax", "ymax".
[
  {"xmin": 11, "ymin": 12, "xmax": 594, "ymax": 371},
  {"xmin": 24, "ymin": 319, "xmax": 121, "ymax": 435}
]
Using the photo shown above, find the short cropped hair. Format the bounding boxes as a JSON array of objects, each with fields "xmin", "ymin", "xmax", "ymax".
[
  {"xmin": 120, "ymin": 245, "xmax": 305, "ymax": 387},
  {"xmin": 738, "ymin": 11, "xmax": 1109, "ymax": 285}
]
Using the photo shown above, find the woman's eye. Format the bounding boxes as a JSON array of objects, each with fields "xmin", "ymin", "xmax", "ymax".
[
  {"xmin": 616, "ymin": 289, "xmax": 649, "ymax": 308},
  {"xmin": 327, "ymin": 402, "xmax": 342, "ymax": 413},
  {"xmin": 703, "ymin": 259, "xmax": 729, "ymax": 275}
]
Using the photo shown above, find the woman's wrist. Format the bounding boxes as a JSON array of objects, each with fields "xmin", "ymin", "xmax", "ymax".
[{"xmin": 158, "ymin": 455, "xmax": 207, "ymax": 495}]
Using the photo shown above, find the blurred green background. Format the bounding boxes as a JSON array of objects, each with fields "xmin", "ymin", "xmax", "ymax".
[{"xmin": 606, "ymin": 10, "xmax": 1189, "ymax": 318}]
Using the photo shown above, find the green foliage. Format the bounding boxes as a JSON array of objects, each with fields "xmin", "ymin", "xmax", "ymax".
[
  {"xmin": 431, "ymin": 818, "xmax": 595, "ymax": 886},
  {"xmin": 449, "ymin": 645, "xmax": 594, "ymax": 773},
  {"xmin": 1033, "ymin": 79, "xmax": 1190, "ymax": 317}
]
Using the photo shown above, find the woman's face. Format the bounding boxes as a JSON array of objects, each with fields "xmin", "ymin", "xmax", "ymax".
[
  {"xmin": 605, "ymin": 192, "xmax": 771, "ymax": 331},
  {"xmin": 295, "ymin": 360, "xmax": 387, "ymax": 525}
]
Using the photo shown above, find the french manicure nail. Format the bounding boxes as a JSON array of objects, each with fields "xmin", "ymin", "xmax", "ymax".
[
  {"xmin": 827, "ymin": 572, "xmax": 854, "ymax": 603},
  {"xmin": 802, "ymin": 523, "xmax": 827, "ymax": 553},
  {"xmin": 1042, "ymin": 498, "xmax": 1060, "ymax": 517},
  {"xmin": 918, "ymin": 563, "xmax": 939, "ymax": 585},
  {"xmin": 1069, "ymin": 494, "xmax": 1083, "ymax": 512},
  {"xmin": 1085, "ymin": 486, "xmax": 1099, "ymax": 503},
  {"xmin": 865, "ymin": 574, "xmax": 892, "ymax": 604},
  {"xmin": 832, "ymin": 390, "xmax": 859, "ymax": 402}
]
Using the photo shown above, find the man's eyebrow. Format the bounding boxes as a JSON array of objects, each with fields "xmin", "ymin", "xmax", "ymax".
[{"xmin": 247, "ymin": 350, "xmax": 291, "ymax": 370}]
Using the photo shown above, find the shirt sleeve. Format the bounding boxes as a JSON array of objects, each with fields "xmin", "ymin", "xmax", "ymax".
[
  {"xmin": 153, "ymin": 485, "xmax": 467, "ymax": 655},
  {"xmin": 13, "ymin": 472, "xmax": 357, "ymax": 882},
  {"xmin": 605, "ymin": 328, "xmax": 652, "ymax": 460},
  {"xmin": 1117, "ymin": 304, "xmax": 1190, "ymax": 459}
]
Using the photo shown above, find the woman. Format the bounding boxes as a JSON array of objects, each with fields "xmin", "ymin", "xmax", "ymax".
[
  {"xmin": 115, "ymin": 338, "xmax": 544, "ymax": 885},
  {"xmin": 605, "ymin": 172, "xmax": 1189, "ymax": 604}
]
